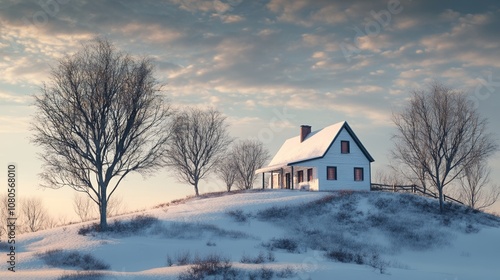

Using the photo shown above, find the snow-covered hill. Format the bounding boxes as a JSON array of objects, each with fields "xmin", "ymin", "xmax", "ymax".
[{"xmin": 2, "ymin": 190, "xmax": 500, "ymax": 279}]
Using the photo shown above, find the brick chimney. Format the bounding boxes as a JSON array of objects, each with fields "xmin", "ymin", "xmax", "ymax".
[{"xmin": 300, "ymin": 125, "xmax": 311, "ymax": 142}]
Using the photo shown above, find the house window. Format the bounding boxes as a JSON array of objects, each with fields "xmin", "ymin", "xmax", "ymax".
[
  {"xmin": 341, "ymin": 141, "xmax": 350, "ymax": 154},
  {"xmin": 354, "ymin": 167, "xmax": 364, "ymax": 181},
  {"xmin": 307, "ymin": 168, "xmax": 313, "ymax": 182},
  {"xmin": 298, "ymin": 170, "xmax": 304, "ymax": 183},
  {"xmin": 327, "ymin": 166, "xmax": 337, "ymax": 180}
]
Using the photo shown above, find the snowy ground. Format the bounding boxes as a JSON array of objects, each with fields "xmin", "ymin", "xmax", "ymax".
[{"xmin": 1, "ymin": 189, "xmax": 500, "ymax": 279}]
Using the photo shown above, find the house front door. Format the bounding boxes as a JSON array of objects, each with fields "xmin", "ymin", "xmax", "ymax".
[{"xmin": 285, "ymin": 173, "xmax": 290, "ymax": 189}]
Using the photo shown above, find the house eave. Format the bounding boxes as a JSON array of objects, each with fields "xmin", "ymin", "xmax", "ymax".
[
  {"xmin": 255, "ymin": 164, "xmax": 286, "ymax": 174},
  {"xmin": 257, "ymin": 156, "xmax": 324, "ymax": 174}
]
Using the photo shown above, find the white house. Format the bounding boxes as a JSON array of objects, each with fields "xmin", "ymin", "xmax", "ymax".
[{"xmin": 256, "ymin": 121, "xmax": 374, "ymax": 191}]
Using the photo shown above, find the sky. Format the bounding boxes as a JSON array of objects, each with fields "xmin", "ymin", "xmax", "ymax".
[{"xmin": 0, "ymin": 0, "xmax": 499, "ymax": 220}]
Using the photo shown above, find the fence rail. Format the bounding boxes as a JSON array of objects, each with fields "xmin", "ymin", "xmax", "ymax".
[{"xmin": 370, "ymin": 183, "xmax": 464, "ymax": 205}]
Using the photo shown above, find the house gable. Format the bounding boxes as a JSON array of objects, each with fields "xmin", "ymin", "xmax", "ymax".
[
  {"xmin": 285, "ymin": 122, "xmax": 374, "ymax": 166},
  {"xmin": 340, "ymin": 123, "xmax": 374, "ymax": 162},
  {"xmin": 294, "ymin": 127, "xmax": 372, "ymax": 191}
]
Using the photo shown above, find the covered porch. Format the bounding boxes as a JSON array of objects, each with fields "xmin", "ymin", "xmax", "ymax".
[{"xmin": 256, "ymin": 164, "xmax": 318, "ymax": 191}]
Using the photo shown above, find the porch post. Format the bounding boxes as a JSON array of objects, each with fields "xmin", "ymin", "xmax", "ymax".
[
  {"xmin": 262, "ymin": 173, "xmax": 265, "ymax": 189},
  {"xmin": 291, "ymin": 166, "xmax": 294, "ymax": 190},
  {"xmin": 280, "ymin": 168, "xmax": 284, "ymax": 189},
  {"xmin": 271, "ymin": 171, "xmax": 274, "ymax": 189}
]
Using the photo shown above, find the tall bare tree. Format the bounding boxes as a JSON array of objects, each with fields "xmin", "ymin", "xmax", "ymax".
[
  {"xmin": 392, "ymin": 83, "xmax": 498, "ymax": 211},
  {"xmin": 233, "ymin": 139, "xmax": 270, "ymax": 190},
  {"xmin": 458, "ymin": 160, "xmax": 500, "ymax": 210},
  {"xmin": 32, "ymin": 38, "xmax": 171, "ymax": 230},
  {"xmin": 165, "ymin": 107, "xmax": 232, "ymax": 196},
  {"xmin": 216, "ymin": 154, "xmax": 238, "ymax": 192}
]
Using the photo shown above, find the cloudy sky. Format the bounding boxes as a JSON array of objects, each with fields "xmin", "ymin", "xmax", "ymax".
[{"xmin": 1, "ymin": 0, "xmax": 500, "ymax": 218}]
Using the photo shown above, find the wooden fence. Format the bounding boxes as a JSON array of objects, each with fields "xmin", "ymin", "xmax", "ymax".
[{"xmin": 370, "ymin": 183, "xmax": 464, "ymax": 205}]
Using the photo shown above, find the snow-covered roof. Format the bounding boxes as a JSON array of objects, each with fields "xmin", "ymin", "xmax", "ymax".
[{"xmin": 256, "ymin": 121, "xmax": 374, "ymax": 173}]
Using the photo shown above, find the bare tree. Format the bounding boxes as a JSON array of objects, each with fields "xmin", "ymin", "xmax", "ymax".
[
  {"xmin": 458, "ymin": 160, "xmax": 500, "ymax": 210},
  {"xmin": 388, "ymin": 160, "xmax": 431, "ymax": 192},
  {"xmin": 0, "ymin": 195, "xmax": 9, "ymax": 239},
  {"xmin": 216, "ymin": 154, "xmax": 238, "ymax": 192},
  {"xmin": 32, "ymin": 38, "xmax": 171, "ymax": 230},
  {"xmin": 73, "ymin": 193, "xmax": 95, "ymax": 222},
  {"xmin": 44, "ymin": 216, "xmax": 58, "ymax": 230},
  {"xmin": 74, "ymin": 193, "xmax": 125, "ymax": 222},
  {"xmin": 233, "ymin": 139, "xmax": 270, "ymax": 190},
  {"xmin": 21, "ymin": 197, "xmax": 49, "ymax": 232},
  {"xmin": 165, "ymin": 107, "xmax": 232, "ymax": 196},
  {"xmin": 107, "ymin": 195, "xmax": 126, "ymax": 217},
  {"xmin": 374, "ymin": 168, "xmax": 407, "ymax": 187},
  {"xmin": 57, "ymin": 214, "xmax": 70, "ymax": 227},
  {"xmin": 392, "ymin": 83, "xmax": 498, "ymax": 211}
]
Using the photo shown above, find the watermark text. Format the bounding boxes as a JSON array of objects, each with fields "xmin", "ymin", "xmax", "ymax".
[{"xmin": 6, "ymin": 164, "xmax": 17, "ymax": 272}]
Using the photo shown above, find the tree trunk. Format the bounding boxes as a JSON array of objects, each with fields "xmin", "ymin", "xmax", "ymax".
[
  {"xmin": 194, "ymin": 181, "xmax": 199, "ymax": 196},
  {"xmin": 438, "ymin": 188, "xmax": 444, "ymax": 212},
  {"xmin": 99, "ymin": 183, "xmax": 108, "ymax": 231},
  {"xmin": 100, "ymin": 197, "xmax": 108, "ymax": 231}
]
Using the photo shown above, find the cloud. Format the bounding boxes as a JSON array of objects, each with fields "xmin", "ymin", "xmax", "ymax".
[
  {"xmin": 319, "ymin": 89, "xmax": 394, "ymax": 126},
  {"xmin": 217, "ymin": 14, "xmax": 245, "ymax": 23},
  {"xmin": 440, "ymin": 9, "xmax": 460, "ymax": 21},
  {"xmin": 333, "ymin": 103, "xmax": 392, "ymax": 126},
  {"xmin": 311, "ymin": 51, "xmax": 326, "ymax": 59},
  {"xmin": 257, "ymin": 28, "xmax": 280, "ymax": 37},
  {"xmin": 417, "ymin": 10, "xmax": 500, "ymax": 68},
  {"xmin": 0, "ymin": 55, "xmax": 50, "ymax": 85},
  {"xmin": 301, "ymin": 33, "xmax": 340, "ymax": 52},
  {"xmin": 0, "ymin": 115, "xmax": 31, "ymax": 134},
  {"xmin": 310, "ymin": 3, "xmax": 348, "ymax": 25},
  {"xmin": 0, "ymin": 90, "xmax": 32, "ymax": 105},
  {"xmin": 170, "ymin": 0, "xmax": 235, "ymax": 14},
  {"xmin": 112, "ymin": 22, "xmax": 183, "ymax": 44},
  {"xmin": 393, "ymin": 16, "xmax": 420, "ymax": 30},
  {"xmin": 266, "ymin": 0, "xmax": 388, "ymax": 27},
  {"xmin": 356, "ymin": 34, "xmax": 392, "ymax": 53},
  {"xmin": 399, "ymin": 69, "xmax": 426, "ymax": 79},
  {"xmin": 392, "ymin": 78, "xmax": 424, "ymax": 89},
  {"xmin": 0, "ymin": 21, "xmax": 95, "ymax": 84},
  {"xmin": 267, "ymin": 0, "xmax": 311, "ymax": 26},
  {"xmin": 271, "ymin": 0, "xmax": 348, "ymax": 26},
  {"xmin": 227, "ymin": 114, "xmax": 296, "ymax": 142},
  {"xmin": 212, "ymin": 37, "xmax": 255, "ymax": 69},
  {"xmin": 370, "ymin": 69, "xmax": 385, "ymax": 75}
]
